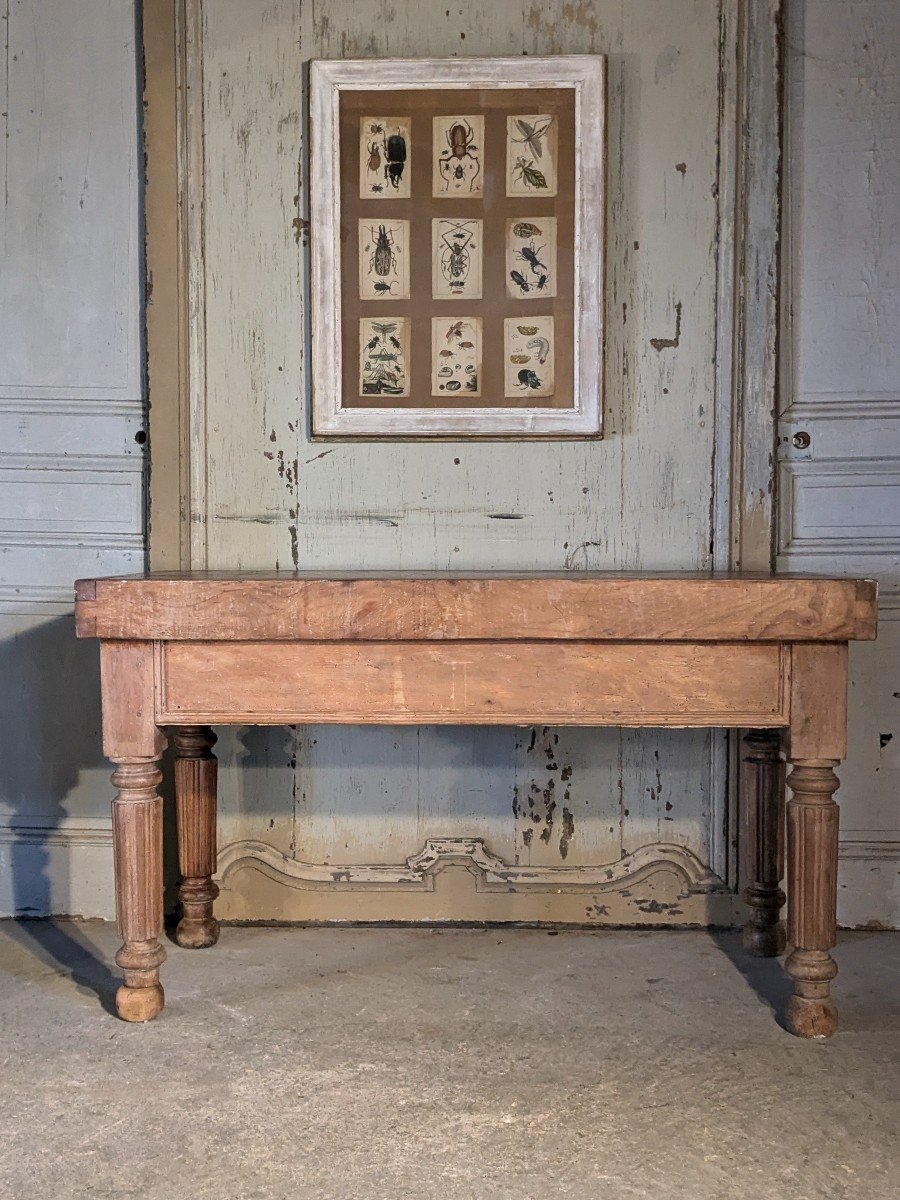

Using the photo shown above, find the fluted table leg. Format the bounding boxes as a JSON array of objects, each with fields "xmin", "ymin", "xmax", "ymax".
[
  {"xmin": 174, "ymin": 726, "xmax": 220, "ymax": 949},
  {"xmin": 111, "ymin": 755, "xmax": 167, "ymax": 1022},
  {"xmin": 741, "ymin": 728, "xmax": 786, "ymax": 956},
  {"xmin": 785, "ymin": 759, "xmax": 841, "ymax": 1038}
]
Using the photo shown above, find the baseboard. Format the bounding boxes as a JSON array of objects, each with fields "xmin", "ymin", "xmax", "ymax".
[{"xmin": 0, "ymin": 817, "xmax": 115, "ymax": 919}]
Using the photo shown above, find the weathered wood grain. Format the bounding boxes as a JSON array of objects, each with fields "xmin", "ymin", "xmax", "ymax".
[
  {"xmin": 741, "ymin": 729, "xmax": 786, "ymax": 956},
  {"xmin": 76, "ymin": 573, "xmax": 877, "ymax": 642},
  {"xmin": 85, "ymin": 569, "xmax": 869, "ymax": 1030},
  {"xmin": 785, "ymin": 759, "xmax": 841, "ymax": 1037},
  {"xmin": 156, "ymin": 639, "xmax": 788, "ymax": 726},
  {"xmin": 110, "ymin": 756, "xmax": 167, "ymax": 1022},
  {"xmin": 99, "ymin": 640, "xmax": 167, "ymax": 761},
  {"xmin": 789, "ymin": 642, "xmax": 850, "ymax": 760},
  {"xmin": 173, "ymin": 726, "xmax": 220, "ymax": 949}
]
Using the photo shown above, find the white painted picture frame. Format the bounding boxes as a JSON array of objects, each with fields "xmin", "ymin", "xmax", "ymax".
[{"xmin": 310, "ymin": 56, "xmax": 605, "ymax": 438}]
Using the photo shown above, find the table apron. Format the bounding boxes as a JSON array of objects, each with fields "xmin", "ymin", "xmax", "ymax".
[{"xmin": 153, "ymin": 640, "xmax": 791, "ymax": 727}]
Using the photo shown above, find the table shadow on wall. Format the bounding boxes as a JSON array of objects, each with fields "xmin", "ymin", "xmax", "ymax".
[{"xmin": 0, "ymin": 613, "xmax": 176, "ymax": 1013}]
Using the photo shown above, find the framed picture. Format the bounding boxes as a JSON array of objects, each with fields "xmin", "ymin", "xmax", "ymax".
[{"xmin": 310, "ymin": 56, "xmax": 605, "ymax": 438}]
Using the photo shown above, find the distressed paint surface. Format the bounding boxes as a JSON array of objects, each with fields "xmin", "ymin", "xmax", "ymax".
[
  {"xmin": 780, "ymin": 0, "xmax": 900, "ymax": 928},
  {"xmin": 0, "ymin": 0, "xmax": 143, "ymax": 917},
  {"xmin": 196, "ymin": 0, "xmax": 732, "ymax": 921}
]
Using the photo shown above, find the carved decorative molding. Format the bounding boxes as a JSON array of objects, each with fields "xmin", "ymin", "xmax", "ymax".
[{"xmin": 217, "ymin": 837, "xmax": 724, "ymax": 895}]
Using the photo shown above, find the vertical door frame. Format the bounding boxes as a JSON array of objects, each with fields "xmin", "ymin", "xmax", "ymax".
[{"xmin": 141, "ymin": 0, "xmax": 784, "ymax": 893}]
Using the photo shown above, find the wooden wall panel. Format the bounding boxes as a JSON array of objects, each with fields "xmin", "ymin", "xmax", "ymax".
[
  {"xmin": 0, "ymin": 0, "xmax": 144, "ymax": 917},
  {"xmin": 179, "ymin": 0, "xmax": 767, "ymax": 924},
  {"xmin": 779, "ymin": 0, "xmax": 899, "ymax": 927}
]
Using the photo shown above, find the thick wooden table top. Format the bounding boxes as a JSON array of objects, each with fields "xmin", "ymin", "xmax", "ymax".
[{"xmin": 75, "ymin": 571, "xmax": 877, "ymax": 643}]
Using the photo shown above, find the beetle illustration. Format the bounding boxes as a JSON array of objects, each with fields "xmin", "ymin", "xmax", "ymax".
[
  {"xmin": 438, "ymin": 119, "xmax": 481, "ymax": 192},
  {"xmin": 516, "ymin": 240, "xmax": 548, "ymax": 276},
  {"xmin": 367, "ymin": 224, "xmax": 398, "ymax": 278},
  {"xmin": 517, "ymin": 368, "xmax": 543, "ymax": 390},
  {"xmin": 510, "ymin": 269, "xmax": 530, "ymax": 294},
  {"xmin": 383, "ymin": 131, "xmax": 407, "ymax": 189},
  {"xmin": 511, "ymin": 156, "xmax": 548, "ymax": 190},
  {"xmin": 373, "ymin": 280, "xmax": 398, "ymax": 295},
  {"xmin": 367, "ymin": 141, "xmax": 381, "ymax": 174}
]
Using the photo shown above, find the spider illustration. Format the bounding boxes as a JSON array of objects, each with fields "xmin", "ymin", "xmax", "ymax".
[{"xmin": 438, "ymin": 221, "xmax": 476, "ymax": 289}]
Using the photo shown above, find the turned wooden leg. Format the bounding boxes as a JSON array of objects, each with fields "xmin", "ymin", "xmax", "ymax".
[
  {"xmin": 174, "ymin": 726, "xmax": 220, "ymax": 949},
  {"xmin": 741, "ymin": 729, "xmax": 786, "ymax": 956},
  {"xmin": 785, "ymin": 759, "xmax": 840, "ymax": 1038},
  {"xmin": 111, "ymin": 756, "xmax": 167, "ymax": 1022}
]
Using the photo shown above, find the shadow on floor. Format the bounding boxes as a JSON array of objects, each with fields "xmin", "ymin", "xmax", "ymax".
[
  {"xmin": 3, "ymin": 919, "xmax": 119, "ymax": 1015},
  {"xmin": 707, "ymin": 928, "xmax": 792, "ymax": 1028}
]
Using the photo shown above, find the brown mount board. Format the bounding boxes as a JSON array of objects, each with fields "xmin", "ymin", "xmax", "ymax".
[{"xmin": 339, "ymin": 87, "xmax": 576, "ymax": 411}]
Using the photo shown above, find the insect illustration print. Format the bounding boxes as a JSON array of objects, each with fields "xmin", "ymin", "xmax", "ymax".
[
  {"xmin": 504, "ymin": 316, "xmax": 554, "ymax": 398},
  {"xmin": 432, "ymin": 218, "xmax": 483, "ymax": 299},
  {"xmin": 358, "ymin": 219, "xmax": 409, "ymax": 300},
  {"xmin": 432, "ymin": 317, "xmax": 482, "ymax": 397},
  {"xmin": 433, "ymin": 116, "xmax": 484, "ymax": 196},
  {"xmin": 512, "ymin": 116, "xmax": 553, "ymax": 160},
  {"xmin": 506, "ymin": 114, "xmax": 558, "ymax": 197},
  {"xmin": 359, "ymin": 117, "xmax": 411, "ymax": 199},
  {"xmin": 512, "ymin": 157, "xmax": 547, "ymax": 189},
  {"xmin": 359, "ymin": 318, "xmax": 410, "ymax": 396},
  {"xmin": 506, "ymin": 217, "xmax": 557, "ymax": 298}
]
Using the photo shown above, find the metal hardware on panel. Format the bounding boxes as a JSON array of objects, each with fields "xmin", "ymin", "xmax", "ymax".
[{"xmin": 791, "ymin": 431, "xmax": 811, "ymax": 450}]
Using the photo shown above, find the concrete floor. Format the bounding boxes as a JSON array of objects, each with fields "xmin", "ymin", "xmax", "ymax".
[{"xmin": 0, "ymin": 924, "xmax": 897, "ymax": 1200}]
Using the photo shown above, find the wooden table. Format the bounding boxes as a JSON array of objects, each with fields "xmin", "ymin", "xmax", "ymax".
[{"xmin": 75, "ymin": 572, "xmax": 877, "ymax": 1036}]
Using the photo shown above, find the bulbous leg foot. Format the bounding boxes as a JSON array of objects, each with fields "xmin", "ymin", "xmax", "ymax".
[
  {"xmin": 175, "ymin": 914, "xmax": 220, "ymax": 949},
  {"xmin": 116, "ymin": 983, "xmax": 165, "ymax": 1023},
  {"xmin": 742, "ymin": 915, "xmax": 786, "ymax": 958},
  {"xmin": 785, "ymin": 994, "xmax": 838, "ymax": 1039}
]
